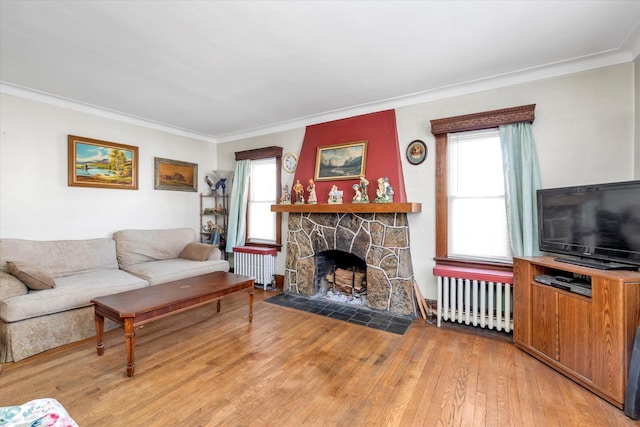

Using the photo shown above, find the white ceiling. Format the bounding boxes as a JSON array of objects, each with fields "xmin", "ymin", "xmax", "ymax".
[{"xmin": 1, "ymin": 1, "xmax": 639, "ymax": 143}]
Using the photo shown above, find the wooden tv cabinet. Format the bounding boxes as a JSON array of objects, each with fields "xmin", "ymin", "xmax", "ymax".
[{"xmin": 513, "ymin": 256, "xmax": 640, "ymax": 409}]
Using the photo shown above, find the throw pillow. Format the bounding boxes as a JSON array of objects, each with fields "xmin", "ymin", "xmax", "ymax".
[
  {"xmin": 179, "ymin": 242, "xmax": 214, "ymax": 262},
  {"xmin": 7, "ymin": 262, "xmax": 56, "ymax": 290}
]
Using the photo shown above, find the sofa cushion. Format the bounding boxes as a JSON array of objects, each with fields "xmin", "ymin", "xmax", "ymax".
[
  {"xmin": 7, "ymin": 262, "xmax": 56, "ymax": 290},
  {"xmin": 0, "ymin": 272, "xmax": 28, "ymax": 300},
  {"xmin": 179, "ymin": 242, "xmax": 218, "ymax": 261},
  {"xmin": 113, "ymin": 228, "xmax": 198, "ymax": 268},
  {"xmin": 0, "ymin": 269, "xmax": 149, "ymax": 323},
  {"xmin": 0, "ymin": 238, "xmax": 119, "ymax": 277},
  {"xmin": 122, "ymin": 258, "xmax": 229, "ymax": 286}
]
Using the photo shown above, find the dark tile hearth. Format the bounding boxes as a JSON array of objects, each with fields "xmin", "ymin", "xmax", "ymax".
[{"xmin": 265, "ymin": 292, "xmax": 414, "ymax": 335}]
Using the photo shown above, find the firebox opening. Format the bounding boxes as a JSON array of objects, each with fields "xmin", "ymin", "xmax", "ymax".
[{"xmin": 315, "ymin": 250, "xmax": 367, "ymax": 303}]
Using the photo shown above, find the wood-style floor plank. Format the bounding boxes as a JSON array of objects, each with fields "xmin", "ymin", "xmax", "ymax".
[{"xmin": 0, "ymin": 289, "xmax": 636, "ymax": 426}]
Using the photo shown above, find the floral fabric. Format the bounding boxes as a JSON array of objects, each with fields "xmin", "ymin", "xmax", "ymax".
[{"xmin": 0, "ymin": 398, "xmax": 78, "ymax": 427}]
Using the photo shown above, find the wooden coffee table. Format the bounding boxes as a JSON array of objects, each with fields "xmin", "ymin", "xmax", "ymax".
[{"xmin": 91, "ymin": 271, "xmax": 254, "ymax": 377}]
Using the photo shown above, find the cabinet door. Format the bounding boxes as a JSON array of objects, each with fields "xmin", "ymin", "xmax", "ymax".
[
  {"xmin": 531, "ymin": 284, "xmax": 559, "ymax": 360},
  {"xmin": 558, "ymin": 294, "xmax": 592, "ymax": 379},
  {"xmin": 512, "ymin": 259, "xmax": 530, "ymax": 345},
  {"xmin": 592, "ymin": 278, "xmax": 626, "ymax": 402}
]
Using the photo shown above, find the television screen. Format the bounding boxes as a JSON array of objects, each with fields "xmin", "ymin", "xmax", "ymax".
[{"xmin": 537, "ymin": 180, "xmax": 640, "ymax": 269}]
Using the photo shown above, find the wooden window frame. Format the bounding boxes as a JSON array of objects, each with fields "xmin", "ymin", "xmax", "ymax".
[
  {"xmin": 235, "ymin": 146, "xmax": 283, "ymax": 250},
  {"xmin": 430, "ymin": 104, "xmax": 535, "ymax": 271}
]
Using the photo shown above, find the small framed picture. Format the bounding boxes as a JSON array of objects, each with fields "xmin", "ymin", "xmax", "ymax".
[
  {"xmin": 154, "ymin": 157, "xmax": 198, "ymax": 192},
  {"xmin": 406, "ymin": 140, "xmax": 427, "ymax": 165}
]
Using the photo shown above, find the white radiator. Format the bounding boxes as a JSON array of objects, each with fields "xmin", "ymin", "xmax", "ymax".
[
  {"xmin": 435, "ymin": 268, "xmax": 513, "ymax": 333},
  {"xmin": 233, "ymin": 246, "xmax": 276, "ymax": 290}
]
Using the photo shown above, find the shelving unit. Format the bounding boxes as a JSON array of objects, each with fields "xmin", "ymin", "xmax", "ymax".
[
  {"xmin": 513, "ymin": 256, "xmax": 640, "ymax": 409},
  {"xmin": 200, "ymin": 193, "xmax": 229, "ymax": 258}
]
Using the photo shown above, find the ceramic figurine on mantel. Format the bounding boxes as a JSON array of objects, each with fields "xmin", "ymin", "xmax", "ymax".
[
  {"xmin": 374, "ymin": 176, "xmax": 394, "ymax": 203},
  {"xmin": 359, "ymin": 175, "xmax": 369, "ymax": 202},
  {"xmin": 352, "ymin": 174, "xmax": 370, "ymax": 203},
  {"xmin": 307, "ymin": 179, "xmax": 317, "ymax": 204},
  {"xmin": 352, "ymin": 183, "xmax": 362, "ymax": 202},
  {"xmin": 279, "ymin": 184, "xmax": 291, "ymax": 204},
  {"xmin": 293, "ymin": 179, "xmax": 305, "ymax": 204},
  {"xmin": 328, "ymin": 185, "xmax": 343, "ymax": 204}
]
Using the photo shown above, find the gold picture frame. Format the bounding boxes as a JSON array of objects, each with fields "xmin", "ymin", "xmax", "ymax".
[
  {"xmin": 314, "ymin": 140, "xmax": 367, "ymax": 181},
  {"xmin": 154, "ymin": 157, "xmax": 198, "ymax": 192},
  {"xmin": 68, "ymin": 135, "xmax": 138, "ymax": 190}
]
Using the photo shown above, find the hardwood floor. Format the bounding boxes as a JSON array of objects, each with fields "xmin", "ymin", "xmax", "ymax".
[{"xmin": 0, "ymin": 289, "xmax": 635, "ymax": 426}]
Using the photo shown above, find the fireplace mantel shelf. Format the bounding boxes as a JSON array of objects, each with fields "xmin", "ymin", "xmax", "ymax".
[{"xmin": 270, "ymin": 202, "xmax": 421, "ymax": 214}]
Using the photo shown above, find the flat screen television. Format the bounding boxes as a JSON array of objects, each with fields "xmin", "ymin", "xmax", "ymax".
[{"xmin": 537, "ymin": 180, "xmax": 640, "ymax": 270}]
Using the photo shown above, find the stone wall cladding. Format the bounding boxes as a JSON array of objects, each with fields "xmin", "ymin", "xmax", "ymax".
[{"xmin": 284, "ymin": 212, "xmax": 416, "ymax": 316}]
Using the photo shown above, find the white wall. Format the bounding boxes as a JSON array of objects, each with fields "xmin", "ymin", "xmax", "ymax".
[
  {"xmin": 0, "ymin": 94, "xmax": 217, "ymax": 240},
  {"xmin": 217, "ymin": 63, "xmax": 636, "ymax": 300}
]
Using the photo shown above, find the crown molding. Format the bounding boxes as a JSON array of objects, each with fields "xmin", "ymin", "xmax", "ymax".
[
  {"xmin": 0, "ymin": 83, "xmax": 218, "ymax": 144},
  {"xmin": 216, "ymin": 49, "xmax": 633, "ymax": 143},
  {"xmin": 2, "ymin": 46, "xmax": 634, "ymax": 145}
]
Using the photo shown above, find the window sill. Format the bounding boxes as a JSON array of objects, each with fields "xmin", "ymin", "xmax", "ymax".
[
  {"xmin": 242, "ymin": 242, "xmax": 282, "ymax": 252},
  {"xmin": 433, "ymin": 257, "xmax": 513, "ymax": 284}
]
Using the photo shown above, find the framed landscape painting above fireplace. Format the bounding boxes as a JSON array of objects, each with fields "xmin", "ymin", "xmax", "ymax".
[{"xmin": 315, "ymin": 140, "xmax": 367, "ymax": 181}]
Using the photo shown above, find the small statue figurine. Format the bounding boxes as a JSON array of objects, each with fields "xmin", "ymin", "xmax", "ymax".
[
  {"xmin": 328, "ymin": 185, "xmax": 343, "ymax": 204},
  {"xmin": 352, "ymin": 183, "xmax": 362, "ymax": 202},
  {"xmin": 205, "ymin": 175, "xmax": 216, "ymax": 196},
  {"xmin": 374, "ymin": 176, "xmax": 394, "ymax": 203},
  {"xmin": 293, "ymin": 179, "xmax": 305, "ymax": 204},
  {"xmin": 359, "ymin": 175, "xmax": 370, "ymax": 202},
  {"xmin": 307, "ymin": 179, "xmax": 317, "ymax": 204},
  {"xmin": 279, "ymin": 184, "xmax": 291, "ymax": 204}
]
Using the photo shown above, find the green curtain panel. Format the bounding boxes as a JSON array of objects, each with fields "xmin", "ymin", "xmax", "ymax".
[
  {"xmin": 500, "ymin": 122, "xmax": 542, "ymax": 257},
  {"xmin": 225, "ymin": 160, "xmax": 251, "ymax": 253}
]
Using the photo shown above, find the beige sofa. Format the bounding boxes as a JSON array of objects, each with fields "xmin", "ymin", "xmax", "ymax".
[
  {"xmin": 0, "ymin": 228, "xmax": 229, "ymax": 363},
  {"xmin": 112, "ymin": 228, "xmax": 228, "ymax": 285}
]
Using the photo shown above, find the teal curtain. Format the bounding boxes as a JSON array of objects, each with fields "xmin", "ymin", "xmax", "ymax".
[
  {"xmin": 500, "ymin": 122, "xmax": 542, "ymax": 257},
  {"xmin": 225, "ymin": 160, "xmax": 250, "ymax": 253}
]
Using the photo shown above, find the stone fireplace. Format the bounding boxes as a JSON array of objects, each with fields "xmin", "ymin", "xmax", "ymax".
[{"xmin": 284, "ymin": 211, "xmax": 417, "ymax": 316}]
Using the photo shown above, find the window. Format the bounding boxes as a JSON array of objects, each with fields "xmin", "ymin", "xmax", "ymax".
[
  {"xmin": 431, "ymin": 104, "xmax": 535, "ymax": 269},
  {"xmin": 235, "ymin": 146, "xmax": 282, "ymax": 249},
  {"xmin": 447, "ymin": 129, "xmax": 511, "ymax": 262},
  {"xmin": 247, "ymin": 158, "xmax": 277, "ymax": 244}
]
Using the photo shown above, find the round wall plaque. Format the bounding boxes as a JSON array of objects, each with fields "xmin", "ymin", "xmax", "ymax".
[{"xmin": 406, "ymin": 140, "xmax": 427, "ymax": 165}]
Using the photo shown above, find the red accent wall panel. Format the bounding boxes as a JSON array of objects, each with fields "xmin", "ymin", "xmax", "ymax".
[{"xmin": 291, "ymin": 110, "xmax": 407, "ymax": 203}]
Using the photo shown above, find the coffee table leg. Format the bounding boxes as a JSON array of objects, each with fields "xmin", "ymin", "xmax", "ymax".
[
  {"xmin": 124, "ymin": 318, "xmax": 135, "ymax": 377},
  {"xmin": 248, "ymin": 288, "xmax": 253, "ymax": 322},
  {"xmin": 94, "ymin": 311, "xmax": 105, "ymax": 356}
]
